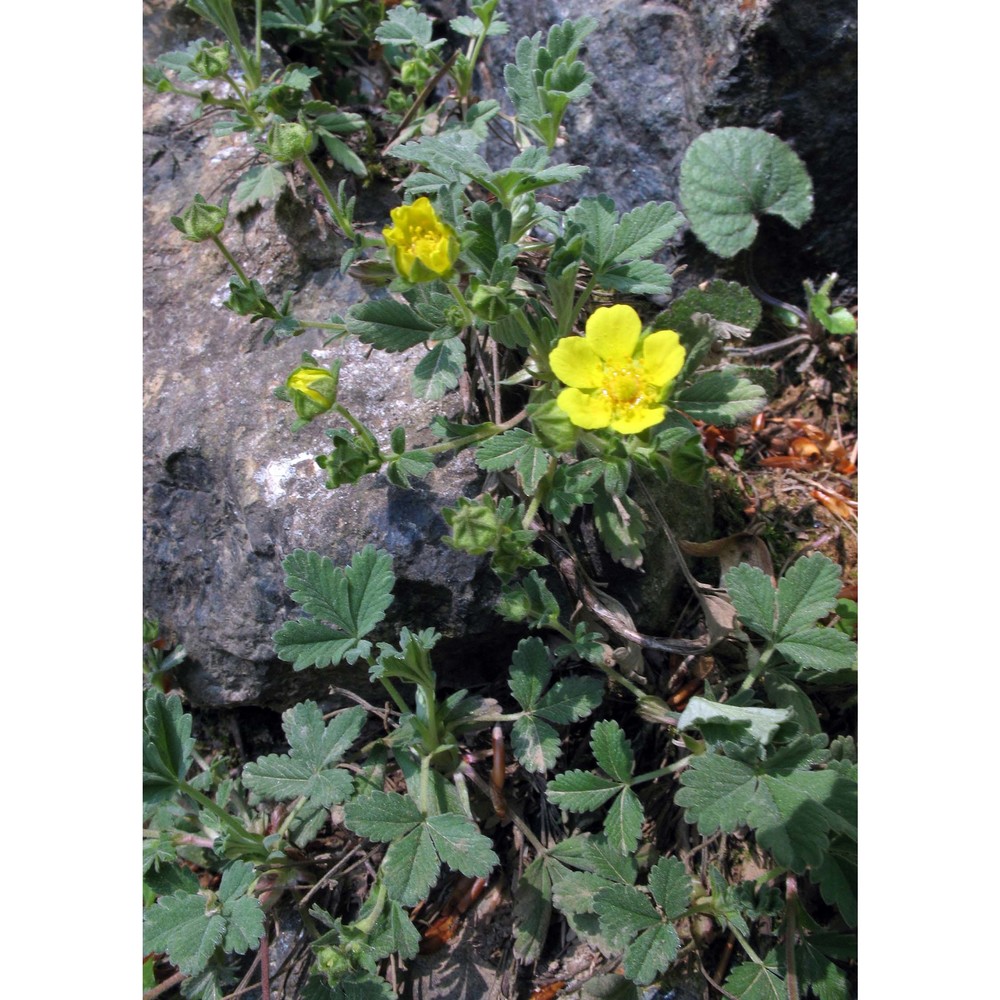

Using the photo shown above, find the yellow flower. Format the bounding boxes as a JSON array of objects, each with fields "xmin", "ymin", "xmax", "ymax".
[
  {"xmin": 549, "ymin": 304, "xmax": 685, "ymax": 434},
  {"xmin": 382, "ymin": 197, "xmax": 459, "ymax": 283}
]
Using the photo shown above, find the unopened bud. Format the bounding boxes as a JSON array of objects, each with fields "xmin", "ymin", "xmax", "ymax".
[
  {"xmin": 170, "ymin": 194, "xmax": 227, "ymax": 242},
  {"xmin": 267, "ymin": 121, "xmax": 316, "ymax": 163}
]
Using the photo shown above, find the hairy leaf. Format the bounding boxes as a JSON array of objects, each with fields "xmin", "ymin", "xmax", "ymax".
[
  {"xmin": 143, "ymin": 892, "xmax": 224, "ymax": 977},
  {"xmin": 672, "ymin": 370, "xmax": 767, "ymax": 425},
  {"xmin": 547, "ymin": 770, "xmax": 621, "ymax": 812},
  {"xmin": 381, "ymin": 825, "xmax": 439, "ymax": 906},
  {"xmin": 143, "ymin": 690, "xmax": 194, "ymax": 802},
  {"xmin": 343, "ymin": 791, "xmax": 421, "ymax": 842},
  {"xmin": 680, "ymin": 127, "xmax": 813, "ymax": 258},
  {"xmin": 412, "ymin": 338, "xmax": 464, "ymax": 400},
  {"xmin": 647, "ymin": 856, "xmax": 691, "ymax": 919},
  {"xmin": 346, "ymin": 299, "xmax": 439, "ymax": 351},
  {"xmin": 590, "ymin": 720, "xmax": 634, "ymax": 782},
  {"xmin": 776, "ymin": 554, "xmax": 843, "ymax": 637},
  {"xmin": 425, "ymin": 813, "xmax": 499, "ymax": 877},
  {"xmin": 511, "ymin": 714, "xmax": 560, "ymax": 773}
]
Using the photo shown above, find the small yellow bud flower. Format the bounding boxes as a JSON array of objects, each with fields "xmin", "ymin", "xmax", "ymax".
[
  {"xmin": 382, "ymin": 197, "xmax": 459, "ymax": 283},
  {"xmin": 549, "ymin": 304, "xmax": 685, "ymax": 435},
  {"xmin": 285, "ymin": 363, "xmax": 339, "ymax": 423}
]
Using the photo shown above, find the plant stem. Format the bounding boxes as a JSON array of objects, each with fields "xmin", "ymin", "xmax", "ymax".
[
  {"xmin": 177, "ymin": 780, "xmax": 266, "ymax": 855},
  {"xmin": 630, "ymin": 765, "xmax": 675, "ymax": 786},
  {"xmin": 301, "ymin": 156, "xmax": 356, "ymax": 239},
  {"xmin": 738, "ymin": 646, "xmax": 774, "ymax": 693},
  {"xmin": 297, "ymin": 319, "xmax": 348, "ymax": 333},
  {"xmin": 784, "ymin": 873, "xmax": 800, "ymax": 1000},
  {"xmin": 419, "ymin": 407, "xmax": 529, "ymax": 457},
  {"xmin": 209, "ymin": 233, "xmax": 251, "ymax": 285},
  {"xmin": 446, "ymin": 281, "xmax": 475, "ymax": 328},
  {"xmin": 521, "ymin": 455, "xmax": 557, "ymax": 529},
  {"xmin": 376, "ymin": 675, "xmax": 413, "ymax": 719}
]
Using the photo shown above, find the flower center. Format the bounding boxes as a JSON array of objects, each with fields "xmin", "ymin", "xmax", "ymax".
[{"xmin": 602, "ymin": 360, "xmax": 648, "ymax": 409}]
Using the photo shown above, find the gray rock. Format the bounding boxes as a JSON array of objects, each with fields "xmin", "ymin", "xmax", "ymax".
[{"xmin": 143, "ymin": 0, "xmax": 854, "ymax": 708}]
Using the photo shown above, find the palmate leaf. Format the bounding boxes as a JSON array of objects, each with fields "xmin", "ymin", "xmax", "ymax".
[
  {"xmin": 144, "ymin": 892, "xmax": 225, "ymax": 977},
  {"xmin": 675, "ymin": 747, "xmax": 857, "ymax": 870},
  {"xmin": 776, "ymin": 554, "xmax": 843, "ymax": 636},
  {"xmin": 275, "ymin": 547, "xmax": 395, "ymax": 669},
  {"xmin": 590, "ymin": 720, "xmax": 634, "ymax": 783},
  {"xmin": 724, "ymin": 562, "xmax": 777, "ymax": 640},
  {"xmin": 232, "ymin": 163, "xmax": 287, "ymax": 211},
  {"xmin": 242, "ymin": 702, "xmax": 364, "ymax": 807},
  {"xmin": 547, "ymin": 769, "xmax": 621, "ymax": 811},
  {"xmin": 647, "ymin": 856, "xmax": 692, "ymax": 920},
  {"xmin": 512, "ymin": 715, "xmax": 561, "ymax": 773},
  {"xmin": 217, "ymin": 862, "xmax": 265, "ymax": 955},
  {"xmin": 622, "ymin": 922, "xmax": 682, "ymax": 985},
  {"xmin": 724, "ymin": 957, "xmax": 786, "ymax": 1000},
  {"xmin": 513, "ymin": 853, "xmax": 570, "ymax": 961},
  {"xmin": 680, "ymin": 127, "xmax": 814, "ymax": 258},
  {"xmin": 343, "ymin": 790, "xmax": 421, "ymax": 842},
  {"xmin": 535, "ymin": 675, "xmax": 604, "ymax": 725},
  {"xmin": 381, "ymin": 825, "xmax": 439, "ymax": 906},
  {"xmin": 475, "ymin": 429, "xmax": 550, "ymax": 491},
  {"xmin": 425, "ymin": 813, "xmax": 499, "ymax": 877},
  {"xmin": 508, "ymin": 636, "xmax": 550, "ymax": 710},
  {"xmin": 143, "ymin": 690, "xmax": 195, "ymax": 802},
  {"xmin": 412, "ymin": 338, "xmax": 464, "ymax": 400}
]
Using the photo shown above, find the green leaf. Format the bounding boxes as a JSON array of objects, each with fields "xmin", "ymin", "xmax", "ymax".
[
  {"xmin": 724, "ymin": 959, "xmax": 786, "ymax": 1000},
  {"xmin": 272, "ymin": 619, "xmax": 371, "ymax": 670},
  {"xmin": 143, "ymin": 690, "xmax": 194, "ymax": 802},
  {"xmin": 547, "ymin": 769, "xmax": 621, "ymax": 812},
  {"xmin": 596, "ymin": 259, "xmax": 673, "ymax": 295},
  {"xmin": 513, "ymin": 854, "xmax": 567, "ymax": 961},
  {"xmin": 593, "ymin": 884, "xmax": 658, "ymax": 945},
  {"xmin": 232, "ymin": 164, "xmax": 287, "ymax": 210},
  {"xmin": 496, "ymin": 570, "xmax": 562, "ymax": 629},
  {"xmin": 545, "ymin": 459, "xmax": 603, "ymax": 523},
  {"xmin": 581, "ymin": 975, "xmax": 641, "ymax": 1000},
  {"xmin": 319, "ymin": 134, "xmax": 367, "ymax": 178},
  {"xmin": 511, "ymin": 714, "xmax": 561, "ymax": 773},
  {"xmin": 552, "ymin": 870, "xmax": 614, "ymax": 917},
  {"xmin": 647, "ymin": 856, "xmax": 692, "ymax": 919},
  {"xmin": 677, "ymin": 696, "xmax": 791, "ymax": 747},
  {"xmin": 623, "ymin": 922, "xmax": 682, "ymax": 985},
  {"xmin": 217, "ymin": 862, "xmax": 264, "ymax": 954},
  {"xmin": 143, "ymin": 892, "xmax": 224, "ymax": 977},
  {"xmin": 724, "ymin": 562, "xmax": 777, "ymax": 641},
  {"xmin": 346, "ymin": 299, "xmax": 439, "ymax": 351},
  {"xmin": 425, "ymin": 813, "xmax": 499, "ymax": 877},
  {"xmin": 604, "ymin": 787, "xmax": 644, "ymax": 855},
  {"xmin": 611, "ymin": 201, "xmax": 685, "ymax": 261},
  {"xmin": 673, "ymin": 370, "xmax": 767, "ymax": 425},
  {"xmin": 394, "ymin": 129, "xmax": 492, "ymax": 188},
  {"xmin": 762, "ymin": 673, "xmax": 823, "ymax": 735},
  {"xmin": 795, "ymin": 937, "xmax": 850, "ymax": 1000},
  {"xmin": 585, "ymin": 838, "xmax": 639, "ymax": 884},
  {"xmin": 776, "ymin": 627, "xmax": 858, "ymax": 672},
  {"xmin": 412, "ymin": 338, "xmax": 464, "ymax": 400},
  {"xmin": 242, "ymin": 702, "xmax": 364, "ymax": 806},
  {"xmin": 369, "ymin": 900, "xmax": 421, "ymax": 962},
  {"xmin": 811, "ymin": 839, "xmax": 858, "ymax": 928},
  {"xmin": 675, "ymin": 749, "xmax": 857, "ymax": 870},
  {"xmin": 381, "ymin": 825, "xmax": 439, "ymax": 906},
  {"xmin": 374, "ymin": 5, "xmax": 441, "ymax": 49},
  {"xmin": 535, "ymin": 676, "xmax": 604, "ymax": 725},
  {"xmin": 776, "ymin": 554, "xmax": 843, "ymax": 637},
  {"xmin": 508, "ymin": 636, "xmax": 551, "ymax": 711},
  {"xmin": 680, "ymin": 127, "xmax": 814, "ymax": 258},
  {"xmin": 593, "ymin": 488, "xmax": 645, "ymax": 569},
  {"xmin": 475, "ymin": 429, "xmax": 549, "ymax": 490},
  {"xmin": 342, "ymin": 790, "xmax": 421, "ymax": 842},
  {"xmin": 590, "ymin": 720, "xmax": 634, "ymax": 782}
]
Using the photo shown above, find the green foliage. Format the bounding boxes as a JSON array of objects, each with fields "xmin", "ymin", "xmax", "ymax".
[
  {"xmin": 273, "ymin": 546, "xmax": 395, "ymax": 669},
  {"xmin": 143, "ymin": 690, "xmax": 195, "ymax": 802},
  {"xmin": 680, "ymin": 128, "xmax": 814, "ymax": 258}
]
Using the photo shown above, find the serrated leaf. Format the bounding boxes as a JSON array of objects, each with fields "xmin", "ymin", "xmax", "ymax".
[
  {"xmin": 677, "ymin": 696, "xmax": 791, "ymax": 747},
  {"xmin": 513, "ymin": 854, "xmax": 566, "ymax": 961},
  {"xmin": 512, "ymin": 715, "xmax": 561, "ymax": 774},
  {"xmin": 552, "ymin": 870, "xmax": 614, "ymax": 916},
  {"xmin": 393, "ymin": 129, "xmax": 492, "ymax": 186},
  {"xmin": 220, "ymin": 892, "xmax": 264, "ymax": 955},
  {"xmin": 673, "ymin": 370, "xmax": 767, "ymax": 425},
  {"xmin": 604, "ymin": 787, "xmax": 644, "ymax": 855},
  {"xmin": 547, "ymin": 769, "xmax": 621, "ymax": 811},
  {"xmin": 242, "ymin": 702, "xmax": 363, "ymax": 805},
  {"xmin": 647, "ymin": 856, "xmax": 691, "ymax": 919},
  {"xmin": 675, "ymin": 751, "xmax": 857, "ymax": 870},
  {"xmin": 508, "ymin": 636, "xmax": 551, "ymax": 711},
  {"xmin": 342, "ymin": 790, "xmax": 421, "ymax": 842},
  {"xmin": 346, "ymin": 299, "xmax": 439, "ymax": 351},
  {"xmin": 535, "ymin": 675, "xmax": 604, "ymax": 725},
  {"xmin": 319, "ymin": 134, "xmax": 367, "ymax": 178},
  {"xmin": 232, "ymin": 163, "xmax": 287, "ymax": 211},
  {"xmin": 593, "ymin": 488, "xmax": 645, "ymax": 569},
  {"xmin": 610, "ymin": 201, "xmax": 685, "ymax": 261},
  {"xmin": 475, "ymin": 429, "xmax": 549, "ymax": 490},
  {"xmin": 581, "ymin": 974, "xmax": 641, "ymax": 1000},
  {"xmin": 374, "ymin": 5, "xmax": 438, "ymax": 47},
  {"xmin": 762, "ymin": 674, "xmax": 823, "ymax": 734},
  {"xmin": 596, "ymin": 258, "xmax": 673, "ymax": 295},
  {"xmin": 593, "ymin": 884, "xmax": 659, "ymax": 945},
  {"xmin": 143, "ymin": 892, "xmax": 224, "ymax": 977},
  {"xmin": 724, "ymin": 562, "xmax": 777, "ymax": 641},
  {"xmin": 412, "ymin": 337, "xmax": 464, "ymax": 400},
  {"xmin": 623, "ymin": 922, "xmax": 682, "ymax": 985},
  {"xmin": 143, "ymin": 690, "xmax": 194, "ymax": 801},
  {"xmin": 381, "ymin": 825, "xmax": 439, "ymax": 906},
  {"xmin": 776, "ymin": 627, "xmax": 858, "ymax": 672},
  {"xmin": 590, "ymin": 720, "xmax": 634, "ymax": 782},
  {"xmin": 796, "ymin": 937, "xmax": 850, "ymax": 1000},
  {"xmin": 272, "ymin": 619, "xmax": 370, "ymax": 670},
  {"xmin": 680, "ymin": 127, "xmax": 814, "ymax": 258},
  {"xmin": 426, "ymin": 813, "xmax": 499, "ymax": 877},
  {"xmin": 776, "ymin": 554, "xmax": 843, "ymax": 637},
  {"xmin": 724, "ymin": 959, "xmax": 786, "ymax": 1000},
  {"xmin": 811, "ymin": 841, "xmax": 858, "ymax": 928},
  {"xmin": 585, "ymin": 838, "xmax": 639, "ymax": 884}
]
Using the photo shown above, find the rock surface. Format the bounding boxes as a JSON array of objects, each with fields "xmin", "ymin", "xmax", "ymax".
[{"xmin": 143, "ymin": 0, "xmax": 855, "ymax": 708}]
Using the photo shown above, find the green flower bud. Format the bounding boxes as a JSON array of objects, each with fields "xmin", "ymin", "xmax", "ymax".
[
  {"xmin": 285, "ymin": 362, "xmax": 340, "ymax": 423},
  {"xmin": 635, "ymin": 695, "xmax": 675, "ymax": 726},
  {"xmin": 528, "ymin": 398, "xmax": 578, "ymax": 452},
  {"xmin": 267, "ymin": 121, "xmax": 316, "ymax": 163},
  {"xmin": 443, "ymin": 496, "xmax": 501, "ymax": 555},
  {"xmin": 469, "ymin": 276, "xmax": 517, "ymax": 322},
  {"xmin": 316, "ymin": 429, "xmax": 383, "ymax": 488},
  {"xmin": 315, "ymin": 945, "xmax": 351, "ymax": 979},
  {"xmin": 189, "ymin": 42, "xmax": 230, "ymax": 80},
  {"xmin": 400, "ymin": 57, "xmax": 432, "ymax": 90},
  {"xmin": 170, "ymin": 194, "xmax": 227, "ymax": 242}
]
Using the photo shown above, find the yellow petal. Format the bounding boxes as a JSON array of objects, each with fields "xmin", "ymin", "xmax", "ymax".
[
  {"xmin": 556, "ymin": 387, "xmax": 612, "ymax": 429},
  {"xmin": 641, "ymin": 329, "xmax": 685, "ymax": 386},
  {"xmin": 584, "ymin": 304, "xmax": 642, "ymax": 362},
  {"xmin": 550, "ymin": 337, "xmax": 604, "ymax": 389},
  {"xmin": 609, "ymin": 404, "xmax": 666, "ymax": 434}
]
